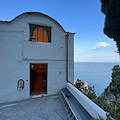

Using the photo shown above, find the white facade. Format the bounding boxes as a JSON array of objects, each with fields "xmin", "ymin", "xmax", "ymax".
[{"xmin": 0, "ymin": 12, "xmax": 74, "ymax": 103}]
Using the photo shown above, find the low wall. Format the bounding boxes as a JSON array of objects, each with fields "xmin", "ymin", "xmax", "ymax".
[{"xmin": 67, "ymin": 83, "xmax": 106, "ymax": 119}]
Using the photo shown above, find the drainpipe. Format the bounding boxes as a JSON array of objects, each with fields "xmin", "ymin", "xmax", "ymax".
[{"xmin": 66, "ymin": 32, "xmax": 69, "ymax": 82}]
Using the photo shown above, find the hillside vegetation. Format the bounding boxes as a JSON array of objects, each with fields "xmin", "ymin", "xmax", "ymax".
[{"xmin": 75, "ymin": 65, "xmax": 120, "ymax": 119}]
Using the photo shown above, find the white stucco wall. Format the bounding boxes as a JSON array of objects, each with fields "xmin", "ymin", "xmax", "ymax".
[
  {"xmin": 0, "ymin": 12, "xmax": 74, "ymax": 103},
  {"xmin": 68, "ymin": 33, "xmax": 74, "ymax": 83}
]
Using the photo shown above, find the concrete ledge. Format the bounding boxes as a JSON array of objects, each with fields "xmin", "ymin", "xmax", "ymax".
[
  {"xmin": 61, "ymin": 88, "xmax": 92, "ymax": 120},
  {"xmin": 67, "ymin": 83, "xmax": 106, "ymax": 119}
]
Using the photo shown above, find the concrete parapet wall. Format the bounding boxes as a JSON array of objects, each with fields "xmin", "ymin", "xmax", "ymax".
[{"xmin": 67, "ymin": 83, "xmax": 106, "ymax": 119}]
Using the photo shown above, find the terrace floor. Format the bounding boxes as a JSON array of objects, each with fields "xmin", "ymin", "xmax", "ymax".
[{"xmin": 0, "ymin": 95, "xmax": 68, "ymax": 120}]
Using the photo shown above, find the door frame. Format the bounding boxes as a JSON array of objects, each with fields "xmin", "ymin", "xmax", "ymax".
[{"xmin": 30, "ymin": 63, "xmax": 48, "ymax": 96}]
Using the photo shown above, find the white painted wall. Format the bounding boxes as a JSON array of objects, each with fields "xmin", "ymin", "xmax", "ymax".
[
  {"xmin": 67, "ymin": 83, "xmax": 107, "ymax": 119},
  {"xmin": 0, "ymin": 12, "xmax": 74, "ymax": 103},
  {"xmin": 68, "ymin": 33, "xmax": 74, "ymax": 83}
]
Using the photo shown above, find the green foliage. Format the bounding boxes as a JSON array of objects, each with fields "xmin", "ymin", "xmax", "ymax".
[
  {"xmin": 75, "ymin": 79, "xmax": 84, "ymax": 90},
  {"xmin": 100, "ymin": 0, "xmax": 120, "ymax": 53},
  {"xmin": 95, "ymin": 65, "xmax": 120, "ymax": 117},
  {"xmin": 92, "ymin": 108, "xmax": 120, "ymax": 120},
  {"xmin": 75, "ymin": 65, "xmax": 120, "ymax": 119},
  {"xmin": 95, "ymin": 94, "xmax": 111, "ymax": 113},
  {"xmin": 75, "ymin": 79, "xmax": 97, "ymax": 102},
  {"xmin": 115, "ymin": 107, "xmax": 120, "ymax": 120},
  {"xmin": 86, "ymin": 86, "xmax": 97, "ymax": 102},
  {"xmin": 104, "ymin": 65, "xmax": 120, "ymax": 101}
]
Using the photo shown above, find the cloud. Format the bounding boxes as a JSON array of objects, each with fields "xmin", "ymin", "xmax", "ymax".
[{"xmin": 91, "ymin": 42, "xmax": 111, "ymax": 50}]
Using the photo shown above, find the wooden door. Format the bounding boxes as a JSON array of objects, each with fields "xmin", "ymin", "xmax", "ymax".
[{"xmin": 30, "ymin": 63, "xmax": 47, "ymax": 95}]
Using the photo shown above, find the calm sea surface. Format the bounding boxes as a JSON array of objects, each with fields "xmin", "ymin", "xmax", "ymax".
[{"xmin": 74, "ymin": 62, "xmax": 120, "ymax": 96}]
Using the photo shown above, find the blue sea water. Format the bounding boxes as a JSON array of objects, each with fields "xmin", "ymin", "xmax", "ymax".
[{"xmin": 74, "ymin": 62, "xmax": 120, "ymax": 96}]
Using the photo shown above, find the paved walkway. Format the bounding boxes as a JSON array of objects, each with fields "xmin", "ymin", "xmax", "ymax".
[{"xmin": 0, "ymin": 95, "xmax": 68, "ymax": 120}]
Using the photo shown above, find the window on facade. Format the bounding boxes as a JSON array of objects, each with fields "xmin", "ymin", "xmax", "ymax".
[{"xmin": 30, "ymin": 24, "xmax": 51, "ymax": 42}]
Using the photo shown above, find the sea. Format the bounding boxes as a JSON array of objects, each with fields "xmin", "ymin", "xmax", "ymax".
[{"xmin": 74, "ymin": 62, "xmax": 120, "ymax": 96}]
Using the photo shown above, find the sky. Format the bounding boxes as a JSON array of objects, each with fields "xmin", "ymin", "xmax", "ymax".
[{"xmin": 0, "ymin": 0, "xmax": 120, "ymax": 62}]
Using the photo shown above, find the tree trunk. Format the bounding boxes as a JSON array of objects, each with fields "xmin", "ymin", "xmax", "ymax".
[{"xmin": 112, "ymin": 102, "xmax": 116, "ymax": 118}]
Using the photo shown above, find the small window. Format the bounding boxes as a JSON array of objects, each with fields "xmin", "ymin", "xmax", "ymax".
[{"xmin": 30, "ymin": 24, "xmax": 51, "ymax": 42}]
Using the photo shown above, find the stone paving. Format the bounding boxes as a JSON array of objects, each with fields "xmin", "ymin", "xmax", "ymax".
[{"xmin": 0, "ymin": 95, "xmax": 68, "ymax": 120}]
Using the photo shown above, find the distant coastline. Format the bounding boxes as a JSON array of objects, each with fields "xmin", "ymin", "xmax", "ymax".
[{"xmin": 74, "ymin": 62, "xmax": 120, "ymax": 96}]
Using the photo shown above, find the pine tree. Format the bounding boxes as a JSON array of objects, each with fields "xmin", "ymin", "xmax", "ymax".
[{"xmin": 100, "ymin": 0, "xmax": 120, "ymax": 53}]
